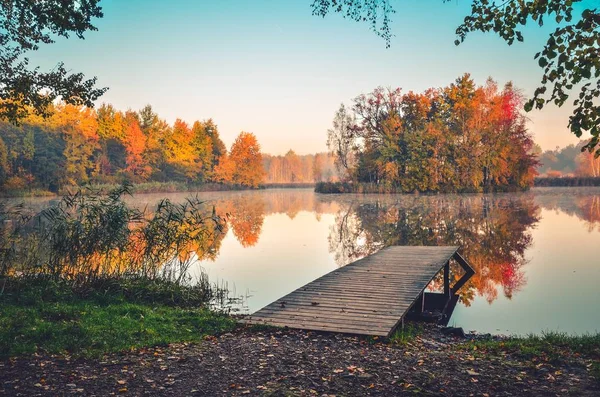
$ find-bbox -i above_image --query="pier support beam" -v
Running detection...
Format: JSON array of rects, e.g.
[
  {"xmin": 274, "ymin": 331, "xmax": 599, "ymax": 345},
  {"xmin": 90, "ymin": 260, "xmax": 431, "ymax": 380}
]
[{"xmin": 443, "ymin": 261, "xmax": 450, "ymax": 296}]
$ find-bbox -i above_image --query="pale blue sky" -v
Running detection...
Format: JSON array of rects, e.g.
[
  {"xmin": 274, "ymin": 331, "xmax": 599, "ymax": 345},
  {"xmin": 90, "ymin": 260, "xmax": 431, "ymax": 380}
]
[{"xmin": 29, "ymin": 0, "xmax": 590, "ymax": 154}]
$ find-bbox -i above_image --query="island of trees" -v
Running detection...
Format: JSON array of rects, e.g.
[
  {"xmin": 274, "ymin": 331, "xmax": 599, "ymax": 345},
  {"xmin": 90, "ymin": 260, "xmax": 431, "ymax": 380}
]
[{"xmin": 322, "ymin": 75, "xmax": 540, "ymax": 193}]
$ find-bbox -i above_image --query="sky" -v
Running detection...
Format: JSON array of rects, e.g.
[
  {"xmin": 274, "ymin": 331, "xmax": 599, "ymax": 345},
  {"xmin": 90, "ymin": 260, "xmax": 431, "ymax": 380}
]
[{"xmin": 29, "ymin": 0, "xmax": 593, "ymax": 155}]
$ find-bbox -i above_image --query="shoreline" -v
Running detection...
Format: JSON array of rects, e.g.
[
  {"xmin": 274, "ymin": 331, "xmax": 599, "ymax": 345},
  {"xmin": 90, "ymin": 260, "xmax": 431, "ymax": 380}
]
[
  {"xmin": 1, "ymin": 276, "xmax": 598, "ymax": 395},
  {"xmin": 3, "ymin": 181, "xmax": 600, "ymax": 199},
  {"xmin": 0, "ymin": 182, "xmax": 317, "ymax": 199},
  {"xmin": 1, "ymin": 322, "xmax": 598, "ymax": 396}
]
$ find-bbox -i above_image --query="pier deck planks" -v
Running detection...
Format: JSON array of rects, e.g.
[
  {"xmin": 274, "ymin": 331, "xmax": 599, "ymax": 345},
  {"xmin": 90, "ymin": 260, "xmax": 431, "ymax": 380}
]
[{"xmin": 241, "ymin": 246, "xmax": 461, "ymax": 336}]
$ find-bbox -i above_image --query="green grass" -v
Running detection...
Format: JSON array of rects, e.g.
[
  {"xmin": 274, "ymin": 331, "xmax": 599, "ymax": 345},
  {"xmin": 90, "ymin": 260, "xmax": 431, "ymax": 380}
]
[
  {"xmin": 591, "ymin": 362, "xmax": 600, "ymax": 381},
  {"xmin": 0, "ymin": 275, "xmax": 238, "ymax": 358},
  {"xmin": 1, "ymin": 275, "xmax": 220, "ymax": 308},
  {"xmin": 388, "ymin": 323, "xmax": 423, "ymax": 345},
  {"xmin": 464, "ymin": 332, "xmax": 600, "ymax": 361},
  {"xmin": 0, "ymin": 299, "xmax": 237, "ymax": 358}
]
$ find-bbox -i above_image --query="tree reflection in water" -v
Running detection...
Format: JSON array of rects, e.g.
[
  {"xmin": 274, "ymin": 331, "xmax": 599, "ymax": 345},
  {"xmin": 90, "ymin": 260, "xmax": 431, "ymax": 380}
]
[
  {"xmin": 203, "ymin": 188, "xmax": 600, "ymax": 307},
  {"xmin": 327, "ymin": 195, "xmax": 541, "ymax": 306}
]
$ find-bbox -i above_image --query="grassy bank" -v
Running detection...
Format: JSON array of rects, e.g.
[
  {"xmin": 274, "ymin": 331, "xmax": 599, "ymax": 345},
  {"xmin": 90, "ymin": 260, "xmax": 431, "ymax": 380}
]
[
  {"xmin": 0, "ymin": 185, "xmax": 241, "ymax": 358},
  {"xmin": 465, "ymin": 332, "xmax": 600, "ymax": 360},
  {"xmin": 0, "ymin": 181, "xmax": 256, "ymax": 198},
  {"xmin": 0, "ymin": 181, "xmax": 319, "ymax": 198},
  {"xmin": 314, "ymin": 181, "xmax": 530, "ymax": 194},
  {"xmin": 534, "ymin": 176, "xmax": 600, "ymax": 187},
  {"xmin": 0, "ymin": 277, "xmax": 237, "ymax": 358}
]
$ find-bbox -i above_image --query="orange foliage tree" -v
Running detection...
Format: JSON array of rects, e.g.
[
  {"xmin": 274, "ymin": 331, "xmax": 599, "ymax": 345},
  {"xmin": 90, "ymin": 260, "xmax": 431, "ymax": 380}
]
[
  {"xmin": 213, "ymin": 154, "xmax": 235, "ymax": 184},
  {"xmin": 228, "ymin": 132, "xmax": 264, "ymax": 188},
  {"xmin": 124, "ymin": 118, "xmax": 150, "ymax": 179}
]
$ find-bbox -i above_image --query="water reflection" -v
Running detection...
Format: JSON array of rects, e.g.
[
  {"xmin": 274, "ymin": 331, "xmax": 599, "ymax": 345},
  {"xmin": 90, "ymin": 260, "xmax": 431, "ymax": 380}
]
[
  {"xmin": 196, "ymin": 189, "xmax": 600, "ymax": 310},
  {"xmin": 6, "ymin": 187, "xmax": 600, "ymax": 334},
  {"xmin": 533, "ymin": 190, "xmax": 600, "ymax": 232},
  {"xmin": 327, "ymin": 195, "xmax": 540, "ymax": 306}
]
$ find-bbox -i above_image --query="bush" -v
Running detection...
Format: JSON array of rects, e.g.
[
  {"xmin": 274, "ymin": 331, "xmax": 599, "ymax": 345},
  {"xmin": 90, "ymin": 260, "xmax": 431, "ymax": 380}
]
[{"xmin": 315, "ymin": 181, "xmax": 355, "ymax": 193}]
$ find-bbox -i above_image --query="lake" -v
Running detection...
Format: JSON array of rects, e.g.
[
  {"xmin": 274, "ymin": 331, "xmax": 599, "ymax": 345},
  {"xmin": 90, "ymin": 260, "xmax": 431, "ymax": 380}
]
[{"xmin": 10, "ymin": 187, "xmax": 600, "ymax": 336}]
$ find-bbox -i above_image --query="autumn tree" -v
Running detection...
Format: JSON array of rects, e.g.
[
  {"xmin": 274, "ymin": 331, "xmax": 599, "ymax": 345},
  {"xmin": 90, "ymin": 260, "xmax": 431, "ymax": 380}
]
[
  {"xmin": 138, "ymin": 105, "xmax": 170, "ymax": 179},
  {"xmin": 229, "ymin": 132, "xmax": 264, "ymax": 188},
  {"xmin": 283, "ymin": 150, "xmax": 303, "ymax": 182},
  {"xmin": 96, "ymin": 104, "xmax": 126, "ymax": 177},
  {"xmin": 213, "ymin": 153, "xmax": 235, "ymax": 184},
  {"xmin": 202, "ymin": 119, "xmax": 226, "ymax": 170},
  {"xmin": 327, "ymin": 104, "xmax": 358, "ymax": 181},
  {"xmin": 164, "ymin": 119, "xmax": 198, "ymax": 181},
  {"xmin": 48, "ymin": 104, "xmax": 99, "ymax": 186},
  {"xmin": 123, "ymin": 116, "xmax": 150, "ymax": 179},
  {"xmin": 333, "ymin": 75, "xmax": 538, "ymax": 192},
  {"xmin": 191, "ymin": 121, "xmax": 213, "ymax": 182}
]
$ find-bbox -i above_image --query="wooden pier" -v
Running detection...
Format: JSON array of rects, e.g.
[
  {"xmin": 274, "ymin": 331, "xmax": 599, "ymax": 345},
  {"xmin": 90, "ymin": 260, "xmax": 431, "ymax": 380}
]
[{"xmin": 241, "ymin": 246, "xmax": 474, "ymax": 336}]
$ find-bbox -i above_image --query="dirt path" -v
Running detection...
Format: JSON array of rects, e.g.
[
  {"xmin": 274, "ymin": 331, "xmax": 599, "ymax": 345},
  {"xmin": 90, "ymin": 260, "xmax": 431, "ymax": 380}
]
[{"xmin": 1, "ymin": 325, "xmax": 598, "ymax": 396}]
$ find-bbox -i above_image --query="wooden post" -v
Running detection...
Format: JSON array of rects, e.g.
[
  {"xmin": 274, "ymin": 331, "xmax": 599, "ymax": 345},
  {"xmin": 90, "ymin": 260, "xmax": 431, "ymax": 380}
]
[
  {"xmin": 451, "ymin": 252, "xmax": 475, "ymax": 294},
  {"xmin": 415, "ymin": 293, "xmax": 424, "ymax": 313},
  {"xmin": 443, "ymin": 261, "xmax": 450, "ymax": 297}
]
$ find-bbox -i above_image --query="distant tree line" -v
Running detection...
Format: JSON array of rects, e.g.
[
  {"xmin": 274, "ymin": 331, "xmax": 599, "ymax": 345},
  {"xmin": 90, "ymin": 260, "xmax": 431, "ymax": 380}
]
[
  {"xmin": 325, "ymin": 74, "xmax": 538, "ymax": 193},
  {"xmin": 538, "ymin": 140, "xmax": 600, "ymax": 178},
  {"xmin": 263, "ymin": 151, "xmax": 339, "ymax": 184}
]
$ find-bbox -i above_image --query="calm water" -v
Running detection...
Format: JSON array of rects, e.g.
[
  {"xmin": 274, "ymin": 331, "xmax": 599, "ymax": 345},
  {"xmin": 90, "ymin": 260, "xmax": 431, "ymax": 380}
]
[{"xmin": 10, "ymin": 187, "xmax": 600, "ymax": 335}]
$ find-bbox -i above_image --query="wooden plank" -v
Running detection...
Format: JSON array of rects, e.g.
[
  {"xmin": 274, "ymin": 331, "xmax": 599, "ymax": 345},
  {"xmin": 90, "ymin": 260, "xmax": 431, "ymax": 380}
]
[
  {"xmin": 247, "ymin": 313, "xmax": 397, "ymax": 329},
  {"xmin": 263, "ymin": 297, "xmax": 410, "ymax": 311},
  {"xmin": 256, "ymin": 300, "xmax": 404, "ymax": 315},
  {"xmin": 240, "ymin": 246, "xmax": 462, "ymax": 337},
  {"xmin": 249, "ymin": 307, "xmax": 403, "ymax": 320},
  {"xmin": 242, "ymin": 314, "xmax": 393, "ymax": 331},
  {"xmin": 243, "ymin": 319, "xmax": 390, "ymax": 336}
]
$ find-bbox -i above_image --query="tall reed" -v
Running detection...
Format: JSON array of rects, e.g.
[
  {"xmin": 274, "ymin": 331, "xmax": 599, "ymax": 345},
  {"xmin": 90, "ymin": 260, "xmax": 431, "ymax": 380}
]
[{"xmin": 0, "ymin": 184, "xmax": 226, "ymax": 289}]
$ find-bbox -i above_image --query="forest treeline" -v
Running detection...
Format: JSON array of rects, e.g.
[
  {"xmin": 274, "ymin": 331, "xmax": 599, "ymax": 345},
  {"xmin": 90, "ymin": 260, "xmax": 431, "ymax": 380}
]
[
  {"xmin": 2, "ymin": 77, "xmax": 598, "ymax": 197},
  {"xmin": 538, "ymin": 140, "xmax": 600, "ymax": 178},
  {"xmin": 0, "ymin": 103, "xmax": 338, "ymax": 195},
  {"xmin": 325, "ymin": 74, "xmax": 539, "ymax": 193},
  {"xmin": 263, "ymin": 151, "xmax": 338, "ymax": 184}
]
